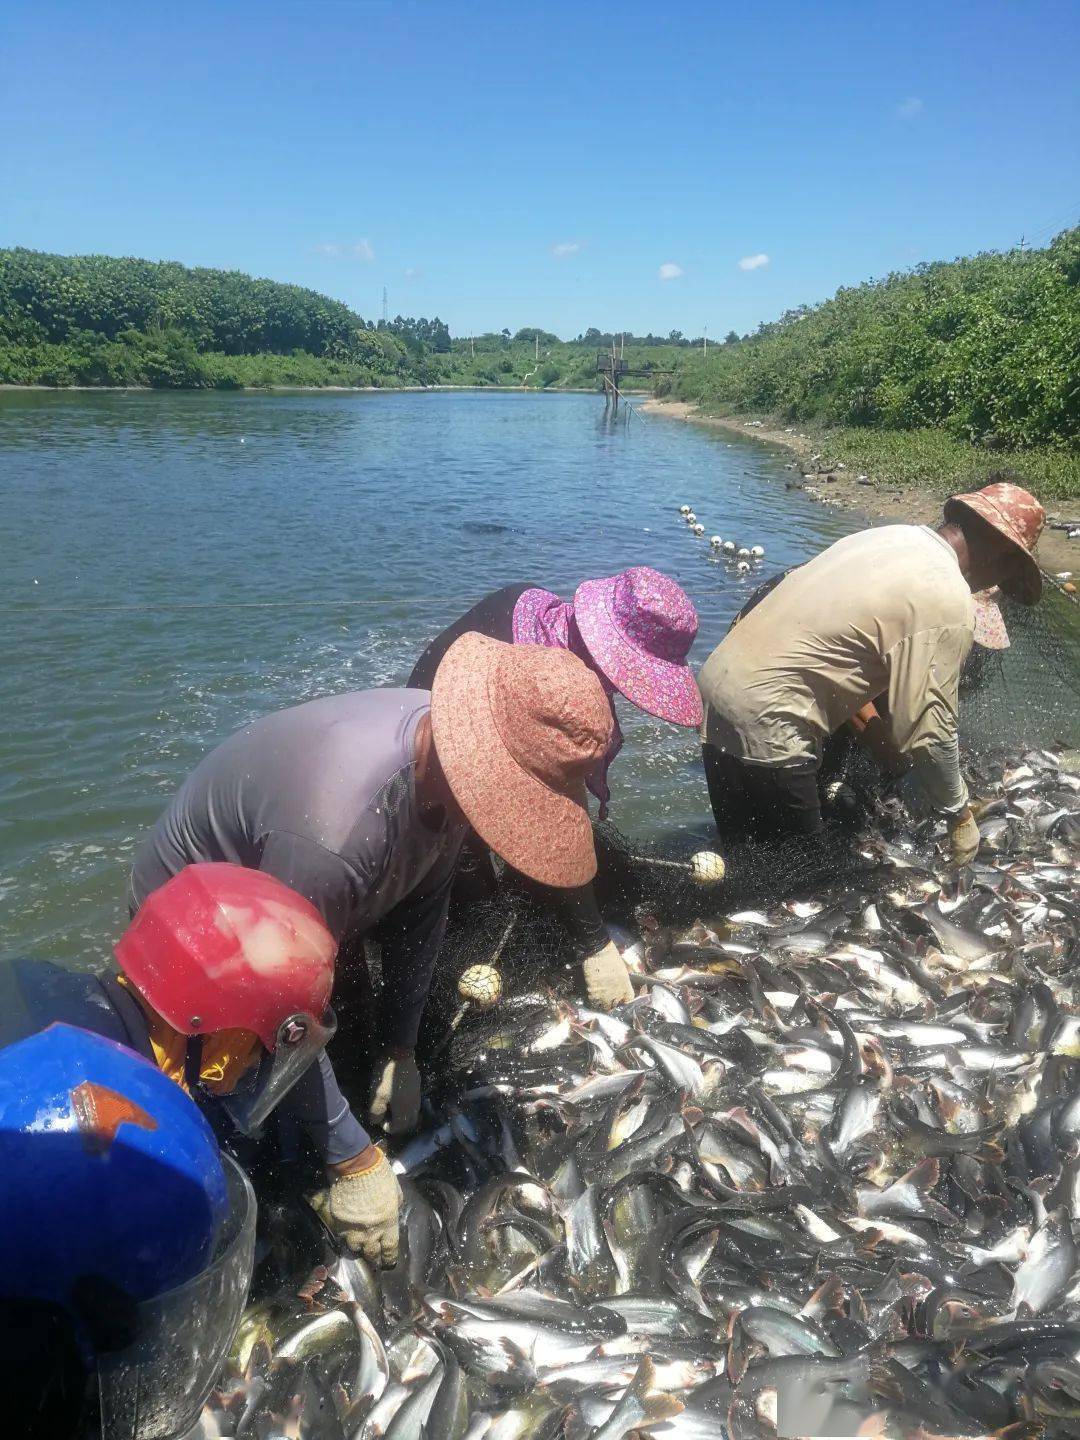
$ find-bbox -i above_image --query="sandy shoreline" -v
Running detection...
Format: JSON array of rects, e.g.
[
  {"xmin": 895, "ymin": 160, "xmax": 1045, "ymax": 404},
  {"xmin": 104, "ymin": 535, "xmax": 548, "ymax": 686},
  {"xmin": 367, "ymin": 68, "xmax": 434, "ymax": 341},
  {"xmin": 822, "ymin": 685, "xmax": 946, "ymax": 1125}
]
[{"xmin": 642, "ymin": 398, "xmax": 1077, "ymax": 584}]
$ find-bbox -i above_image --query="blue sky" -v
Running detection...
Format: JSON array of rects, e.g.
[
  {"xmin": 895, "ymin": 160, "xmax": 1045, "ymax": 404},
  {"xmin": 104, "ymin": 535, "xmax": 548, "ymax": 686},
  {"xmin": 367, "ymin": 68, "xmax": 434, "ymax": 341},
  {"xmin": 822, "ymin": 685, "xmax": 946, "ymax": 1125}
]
[{"xmin": 2, "ymin": 1, "xmax": 1077, "ymax": 339}]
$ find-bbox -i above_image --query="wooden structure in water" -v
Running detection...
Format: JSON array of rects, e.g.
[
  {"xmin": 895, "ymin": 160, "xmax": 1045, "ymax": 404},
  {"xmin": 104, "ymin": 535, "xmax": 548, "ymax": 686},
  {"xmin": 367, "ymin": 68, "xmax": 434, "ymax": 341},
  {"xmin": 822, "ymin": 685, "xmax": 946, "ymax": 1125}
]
[{"xmin": 596, "ymin": 347, "xmax": 671, "ymax": 410}]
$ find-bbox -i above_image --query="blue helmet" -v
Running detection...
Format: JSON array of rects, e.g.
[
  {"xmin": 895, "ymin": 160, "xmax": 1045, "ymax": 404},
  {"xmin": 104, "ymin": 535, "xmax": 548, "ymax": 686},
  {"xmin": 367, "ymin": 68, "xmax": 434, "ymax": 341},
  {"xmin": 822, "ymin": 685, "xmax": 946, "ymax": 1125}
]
[{"xmin": 0, "ymin": 1023, "xmax": 229, "ymax": 1314}]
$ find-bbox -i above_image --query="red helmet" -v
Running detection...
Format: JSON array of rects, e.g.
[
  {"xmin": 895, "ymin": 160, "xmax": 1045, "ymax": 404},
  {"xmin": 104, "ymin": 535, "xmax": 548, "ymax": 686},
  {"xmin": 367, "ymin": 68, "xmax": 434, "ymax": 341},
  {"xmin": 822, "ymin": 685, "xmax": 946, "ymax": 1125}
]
[{"xmin": 116, "ymin": 863, "xmax": 336, "ymax": 1050}]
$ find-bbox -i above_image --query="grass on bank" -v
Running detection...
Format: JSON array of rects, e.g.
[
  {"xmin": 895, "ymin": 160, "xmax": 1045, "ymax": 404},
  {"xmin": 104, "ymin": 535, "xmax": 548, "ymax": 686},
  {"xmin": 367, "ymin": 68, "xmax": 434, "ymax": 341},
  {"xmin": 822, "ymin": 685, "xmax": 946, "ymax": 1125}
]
[
  {"xmin": 724, "ymin": 413, "xmax": 1080, "ymax": 504},
  {"xmin": 658, "ymin": 228, "xmax": 1079, "ymax": 500},
  {"xmin": 819, "ymin": 425, "xmax": 1080, "ymax": 505}
]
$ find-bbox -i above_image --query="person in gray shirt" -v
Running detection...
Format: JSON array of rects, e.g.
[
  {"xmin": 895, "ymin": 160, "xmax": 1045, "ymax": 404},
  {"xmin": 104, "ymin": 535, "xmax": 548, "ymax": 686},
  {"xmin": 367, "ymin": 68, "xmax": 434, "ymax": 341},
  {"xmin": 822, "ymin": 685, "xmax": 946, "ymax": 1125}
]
[{"xmin": 131, "ymin": 635, "xmax": 615, "ymax": 1263}]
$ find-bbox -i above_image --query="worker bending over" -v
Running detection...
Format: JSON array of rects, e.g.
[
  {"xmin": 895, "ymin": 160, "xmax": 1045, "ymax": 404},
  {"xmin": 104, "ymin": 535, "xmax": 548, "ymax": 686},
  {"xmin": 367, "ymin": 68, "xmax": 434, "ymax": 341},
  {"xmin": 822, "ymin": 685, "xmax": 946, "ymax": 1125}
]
[
  {"xmin": 408, "ymin": 567, "xmax": 702, "ymax": 1008},
  {"xmin": 129, "ymin": 636, "xmax": 613, "ymax": 1257},
  {"xmin": 698, "ymin": 478, "xmax": 1044, "ymax": 863}
]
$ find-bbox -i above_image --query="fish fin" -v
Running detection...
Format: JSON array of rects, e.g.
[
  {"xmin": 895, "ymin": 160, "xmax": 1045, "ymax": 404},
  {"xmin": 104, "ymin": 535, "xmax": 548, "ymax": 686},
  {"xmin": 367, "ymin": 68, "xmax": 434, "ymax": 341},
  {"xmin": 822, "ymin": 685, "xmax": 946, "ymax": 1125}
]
[
  {"xmin": 618, "ymin": 1357, "xmax": 685, "ymax": 1428},
  {"xmin": 865, "ymin": 1360, "xmax": 905, "ymax": 1404},
  {"xmin": 801, "ymin": 1273, "xmax": 846, "ymax": 1320},
  {"xmin": 642, "ymin": 1394, "xmax": 685, "ymax": 1424},
  {"xmin": 899, "ymin": 1156, "xmax": 940, "ymax": 1191}
]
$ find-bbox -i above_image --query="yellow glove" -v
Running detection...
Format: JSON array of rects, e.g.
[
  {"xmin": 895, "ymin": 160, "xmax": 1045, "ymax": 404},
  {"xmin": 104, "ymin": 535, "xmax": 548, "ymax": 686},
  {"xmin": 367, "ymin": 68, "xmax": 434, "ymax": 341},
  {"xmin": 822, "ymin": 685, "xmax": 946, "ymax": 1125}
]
[
  {"xmin": 582, "ymin": 940, "xmax": 634, "ymax": 1010},
  {"xmin": 309, "ymin": 1146, "xmax": 401, "ymax": 1266},
  {"xmin": 367, "ymin": 1049, "xmax": 422, "ymax": 1135},
  {"xmin": 948, "ymin": 808, "xmax": 980, "ymax": 868}
]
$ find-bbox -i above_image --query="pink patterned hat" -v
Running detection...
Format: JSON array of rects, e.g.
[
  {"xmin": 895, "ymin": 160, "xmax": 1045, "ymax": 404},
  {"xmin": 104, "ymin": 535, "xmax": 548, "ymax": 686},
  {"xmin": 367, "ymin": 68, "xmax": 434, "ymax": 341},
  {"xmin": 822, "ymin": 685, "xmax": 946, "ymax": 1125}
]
[
  {"xmin": 972, "ymin": 589, "xmax": 1010, "ymax": 650},
  {"xmin": 573, "ymin": 567, "xmax": 703, "ymax": 727}
]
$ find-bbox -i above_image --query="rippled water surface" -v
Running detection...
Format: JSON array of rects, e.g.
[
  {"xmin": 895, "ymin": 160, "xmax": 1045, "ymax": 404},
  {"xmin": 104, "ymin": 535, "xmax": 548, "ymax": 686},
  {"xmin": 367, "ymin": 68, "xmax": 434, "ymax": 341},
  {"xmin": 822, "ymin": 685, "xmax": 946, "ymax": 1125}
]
[{"xmin": 0, "ymin": 389, "xmax": 861, "ymax": 966}]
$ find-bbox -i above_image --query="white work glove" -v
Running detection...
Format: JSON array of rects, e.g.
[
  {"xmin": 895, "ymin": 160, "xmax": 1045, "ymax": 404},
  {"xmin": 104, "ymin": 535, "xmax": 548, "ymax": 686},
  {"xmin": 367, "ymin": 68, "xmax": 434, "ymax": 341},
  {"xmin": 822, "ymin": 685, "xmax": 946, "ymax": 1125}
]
[
  {"xmin": 948, "ymin": 808, "xmax": 981, "ymax": 868},
  {"xmin": 309, "ymin": 1146, "xmax": 401, "ymax": 1266},
  {"xmin": 367, "ymin": 1049, "xmax": 422, "ymax": 1135},
  {"xmin": 582, "ymin": 940, "xmax": 634, "ymax": 1010}
]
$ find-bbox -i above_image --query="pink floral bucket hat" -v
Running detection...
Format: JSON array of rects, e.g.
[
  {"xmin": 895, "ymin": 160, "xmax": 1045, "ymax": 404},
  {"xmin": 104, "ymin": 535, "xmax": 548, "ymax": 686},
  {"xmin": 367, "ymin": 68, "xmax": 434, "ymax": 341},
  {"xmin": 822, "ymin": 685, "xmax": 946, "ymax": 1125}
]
[{"xmin": 572, "ymin": 566, "xmax": 703, "ymax": 727}]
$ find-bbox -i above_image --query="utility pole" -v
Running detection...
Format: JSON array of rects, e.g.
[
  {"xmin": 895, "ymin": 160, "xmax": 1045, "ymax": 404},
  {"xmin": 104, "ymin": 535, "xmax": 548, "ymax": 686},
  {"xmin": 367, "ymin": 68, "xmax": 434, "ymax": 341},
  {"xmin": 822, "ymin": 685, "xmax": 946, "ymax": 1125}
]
[
  {"xmin": 470, "ymin": 335, "xmax": 475, "ymax": 359},
  {"xmin": 703, "ymin": 325, "xmax": 708, "ymax": 358},
  {"xmin": 382, "ymin": 286, "xmax": 388, "ymax": 324},
  {"xmin": 620, "ymin": 333, "xmax": 624, "ymax": 360},
  {"xmin": 535, "ymin": 333, "xmax": 539, "ymax": 363}
]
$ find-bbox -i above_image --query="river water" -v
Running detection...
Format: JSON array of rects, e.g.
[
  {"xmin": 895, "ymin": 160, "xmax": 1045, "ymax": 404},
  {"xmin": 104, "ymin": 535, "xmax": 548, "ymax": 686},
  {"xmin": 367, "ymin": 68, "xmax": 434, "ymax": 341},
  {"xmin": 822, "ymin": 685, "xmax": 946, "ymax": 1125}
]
[{"xmin": 1, "ymin": 389, "xmax": 861, "ymax": 968}]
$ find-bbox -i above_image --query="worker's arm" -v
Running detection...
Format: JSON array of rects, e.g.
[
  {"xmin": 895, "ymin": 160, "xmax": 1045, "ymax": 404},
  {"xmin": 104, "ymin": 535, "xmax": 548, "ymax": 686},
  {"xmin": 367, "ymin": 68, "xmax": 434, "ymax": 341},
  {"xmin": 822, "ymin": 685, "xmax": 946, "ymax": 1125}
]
[
  {"xmin": 275, "ymin": 1048, "xmax": 371, "ymax": 1165},
  {"xmin": 376, "ymin": 861, "xmax": 457, "ymax": 1051},
  {"xmin": 530, "ymin": 879, "xmax": 632, "ymax": 1009},
  {"xmin": 846, "ymin": 701, "xmax": 907, "ymax": 777},
  {"xmin": 885, "ymin": 627, "xmax": 972, "ymax": 816},
  {"xmin": 366, "ymin": 862, "xmax": 460, "ymax": 1135}
]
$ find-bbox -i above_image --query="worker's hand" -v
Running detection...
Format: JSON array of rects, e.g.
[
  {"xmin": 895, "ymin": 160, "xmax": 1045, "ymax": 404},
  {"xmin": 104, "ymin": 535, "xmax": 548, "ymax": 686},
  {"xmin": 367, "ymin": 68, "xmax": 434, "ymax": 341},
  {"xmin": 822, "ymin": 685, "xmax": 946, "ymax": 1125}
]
[
  {"xmin": 582, "ymin": 940, "xmax": 635, "ymax": 1010},
  {"xmin": 947, "ymin": 808, "xmax": 981, "ymax": 868},
  {"xmin": 309, "ymin": 1146, "xmax": 401, "ymax": 1267},
  {"xmin": 367, "ymin": 1048, "xmax": 422, "ymax": 1135}
]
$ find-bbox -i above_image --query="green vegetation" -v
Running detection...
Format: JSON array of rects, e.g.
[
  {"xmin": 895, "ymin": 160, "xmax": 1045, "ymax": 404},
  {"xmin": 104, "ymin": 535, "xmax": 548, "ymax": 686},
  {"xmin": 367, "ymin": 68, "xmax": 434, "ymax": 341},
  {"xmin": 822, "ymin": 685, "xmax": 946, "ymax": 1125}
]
[
  {"xmin": 428, "ymin": 328, "xmax": 686, "ymax": 389},
  {"xmin": 786, "ymin": 424, "xmax": 1080, "ymax": 504},
  {"xmin": 660, "ymin": 229, "xmax": 1079, "ymax": 452},
  {"xmin": 0, "ymin": 249, "xmax": 425, "ymax": 388},
  {"xmin": 659, "ymin": 228, "xmax": 1079, "ymax": 499},
  {"xmin": 0, "ymin": 249, "xmax": 690, "ymax": 391}
]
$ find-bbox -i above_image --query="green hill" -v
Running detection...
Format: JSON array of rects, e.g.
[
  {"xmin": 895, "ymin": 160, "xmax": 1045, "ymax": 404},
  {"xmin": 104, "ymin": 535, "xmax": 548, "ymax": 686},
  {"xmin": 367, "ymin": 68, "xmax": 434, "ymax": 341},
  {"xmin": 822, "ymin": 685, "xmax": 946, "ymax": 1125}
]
[
  {"xmin": 0, "ymin": 248, "xmax": 421, "ymax": 388},
  {"xmin": 661, "ymin": 228, "xmax": 1079, "ymax": 452},
  {"xmin": 0, "ymin": 249, "xmax": 696, "ymax": 392}
]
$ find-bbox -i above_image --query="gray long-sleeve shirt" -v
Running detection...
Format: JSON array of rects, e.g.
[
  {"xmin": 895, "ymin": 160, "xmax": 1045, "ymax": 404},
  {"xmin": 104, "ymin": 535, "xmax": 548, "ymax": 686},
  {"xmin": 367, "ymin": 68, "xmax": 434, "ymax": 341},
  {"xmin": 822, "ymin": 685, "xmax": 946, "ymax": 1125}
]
[{"xmin": 130, "ymin": 688, "xmax": 468, "ymax": 1158}]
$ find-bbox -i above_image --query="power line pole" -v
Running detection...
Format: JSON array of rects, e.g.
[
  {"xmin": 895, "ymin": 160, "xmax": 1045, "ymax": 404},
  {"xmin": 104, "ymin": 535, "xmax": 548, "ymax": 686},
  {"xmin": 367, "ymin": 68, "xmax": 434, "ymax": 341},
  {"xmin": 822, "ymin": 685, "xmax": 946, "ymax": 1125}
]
[
  {"xmin": 470, "ymin": 335, "xmax": 475, "ymax": 359},
  {"xmin": 382, "ymin": 286, "xmax": 388, "ymax": 324},
  {"xmin": 703, "ymin": 325, "xmax": 708, "ymax": 358},
  {"xmin": 535, "ymin": 333, "xmax": 539, "ymax": 362}
]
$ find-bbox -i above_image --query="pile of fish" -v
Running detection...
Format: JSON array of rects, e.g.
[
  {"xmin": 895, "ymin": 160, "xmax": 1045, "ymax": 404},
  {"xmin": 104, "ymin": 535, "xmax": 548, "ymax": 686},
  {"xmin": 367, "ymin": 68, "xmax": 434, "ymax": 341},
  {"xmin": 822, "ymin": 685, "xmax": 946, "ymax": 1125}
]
[{"xmin": 193, "ymin": 750, "xmax": 1080, "ymax": 1440}]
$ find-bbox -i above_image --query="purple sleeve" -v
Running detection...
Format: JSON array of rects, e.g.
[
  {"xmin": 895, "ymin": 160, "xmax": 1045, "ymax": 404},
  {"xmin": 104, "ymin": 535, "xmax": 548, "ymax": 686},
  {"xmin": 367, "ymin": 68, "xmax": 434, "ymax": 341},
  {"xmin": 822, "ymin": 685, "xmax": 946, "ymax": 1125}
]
[{"xmin": 275, "ymin": 1049, "xmax": 370, "ymax": 1166}]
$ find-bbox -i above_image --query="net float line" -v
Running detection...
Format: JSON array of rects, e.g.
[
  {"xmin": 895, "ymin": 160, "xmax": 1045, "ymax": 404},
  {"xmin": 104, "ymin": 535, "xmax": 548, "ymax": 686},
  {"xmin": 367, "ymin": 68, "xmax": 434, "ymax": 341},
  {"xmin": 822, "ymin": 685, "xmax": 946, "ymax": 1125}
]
[
  {"xmin": 428, "ymin": 912, "xmax": 514, "ymax": 1060},
  {"xmin": 623, "ymin": 849, "xmax": 727, "ymax": 885}
]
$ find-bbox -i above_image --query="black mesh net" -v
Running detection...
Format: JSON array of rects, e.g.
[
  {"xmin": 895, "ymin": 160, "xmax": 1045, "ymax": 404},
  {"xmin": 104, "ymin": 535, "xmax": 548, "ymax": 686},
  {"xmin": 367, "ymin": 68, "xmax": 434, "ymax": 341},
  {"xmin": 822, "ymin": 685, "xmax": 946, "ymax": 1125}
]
[
  {"xmin": 958, "ymin": 584, "xmax": 1080, "ymax": 755},
  {"xmin": 415, "ymin": 577, "xmax": 1079, "ymax": 1080}
]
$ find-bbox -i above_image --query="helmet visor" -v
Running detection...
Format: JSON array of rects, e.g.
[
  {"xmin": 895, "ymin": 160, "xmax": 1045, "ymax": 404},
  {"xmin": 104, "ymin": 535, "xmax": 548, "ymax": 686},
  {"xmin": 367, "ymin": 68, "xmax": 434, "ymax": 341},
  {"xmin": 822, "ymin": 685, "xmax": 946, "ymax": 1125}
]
[
  {"xmin": 97, "ymin": 1153, "xmax": 256, "ymax": 1440},
  {"xmin": 217, "ymin": 1008, "xmax": 337, "ymax": 1136}
]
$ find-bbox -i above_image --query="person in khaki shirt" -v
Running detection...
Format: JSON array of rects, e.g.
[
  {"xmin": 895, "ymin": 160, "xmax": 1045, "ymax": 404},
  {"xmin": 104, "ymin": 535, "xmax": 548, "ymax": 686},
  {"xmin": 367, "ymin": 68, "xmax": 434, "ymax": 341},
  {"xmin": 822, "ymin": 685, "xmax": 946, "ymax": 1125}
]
[{"xmin": 698, "ymin": 478, "xmax": 1045, "ymax": 865}]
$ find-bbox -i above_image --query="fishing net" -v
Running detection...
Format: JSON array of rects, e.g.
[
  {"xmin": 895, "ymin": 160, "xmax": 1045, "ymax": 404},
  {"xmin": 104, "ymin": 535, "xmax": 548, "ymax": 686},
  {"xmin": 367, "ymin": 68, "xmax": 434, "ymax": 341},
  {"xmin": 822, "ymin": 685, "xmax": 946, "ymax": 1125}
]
[
  {"xmin": 419, "ymin": 573, "xmax": 1080, "ymax": 1074},
  {"xmin": 958, "ymin": 584, "xmax": 1080, "ymax": 755}
]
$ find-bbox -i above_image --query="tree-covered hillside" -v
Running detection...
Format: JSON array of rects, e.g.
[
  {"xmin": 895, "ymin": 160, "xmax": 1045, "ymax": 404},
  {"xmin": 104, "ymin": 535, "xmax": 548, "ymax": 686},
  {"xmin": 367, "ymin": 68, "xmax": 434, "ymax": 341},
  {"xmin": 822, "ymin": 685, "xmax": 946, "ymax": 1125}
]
[
  {"xmin": 0, "ymin": 249, "xmax": 422, "ymax": 387},
  {"xmin": 660, "ymin": 228, "xmax": 1079, "ymax": 450},
  {"xmin": 0, "ymin": 249, "xmax": 689, "ymax": 390}
]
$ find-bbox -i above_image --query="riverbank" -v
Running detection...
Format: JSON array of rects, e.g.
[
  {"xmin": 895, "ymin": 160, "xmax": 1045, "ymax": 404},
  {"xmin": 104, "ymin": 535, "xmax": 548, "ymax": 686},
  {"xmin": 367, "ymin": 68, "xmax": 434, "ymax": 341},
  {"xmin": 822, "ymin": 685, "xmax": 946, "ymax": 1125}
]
[
  {"xmin": 0, "ymin": 381, "xmax": 607, "ymax": 394},
  {"xmin": 643, "ymin": 398, "xmax": 1079, "ymax": 582}
]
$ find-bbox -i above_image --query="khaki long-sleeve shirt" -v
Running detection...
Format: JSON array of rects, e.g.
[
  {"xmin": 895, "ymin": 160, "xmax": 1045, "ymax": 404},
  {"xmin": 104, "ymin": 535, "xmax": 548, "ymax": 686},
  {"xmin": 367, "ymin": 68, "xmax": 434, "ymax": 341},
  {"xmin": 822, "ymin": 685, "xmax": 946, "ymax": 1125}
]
[{"xmin": 698, "ymin": 526, "xmax": 974, "ymax": 811}]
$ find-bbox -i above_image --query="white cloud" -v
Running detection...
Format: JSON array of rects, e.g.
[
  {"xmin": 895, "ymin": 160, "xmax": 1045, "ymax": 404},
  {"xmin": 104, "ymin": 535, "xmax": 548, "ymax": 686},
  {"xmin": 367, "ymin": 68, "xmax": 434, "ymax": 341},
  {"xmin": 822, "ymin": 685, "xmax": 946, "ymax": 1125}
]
[
  {"xmin": 551, "ymin": 241, "xmax": 582, "ymax": 258},
  {"xmin": 403, "ymin": 266, "xmax": 422, "ymax": 280},
  {"xmin": 897, "ymin": 96, "xmax": 924, "ymax": 119},
  {"xmin": 658, "ymin": 262, "xmax": 683, "ymax": 281},
  {"xmin": 312, "ymin": 239, "xmax": 375, "ymax": 261},
  {"xmin": 738, "ymin": 253, "xmax": 770, "ymax": 271}
]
